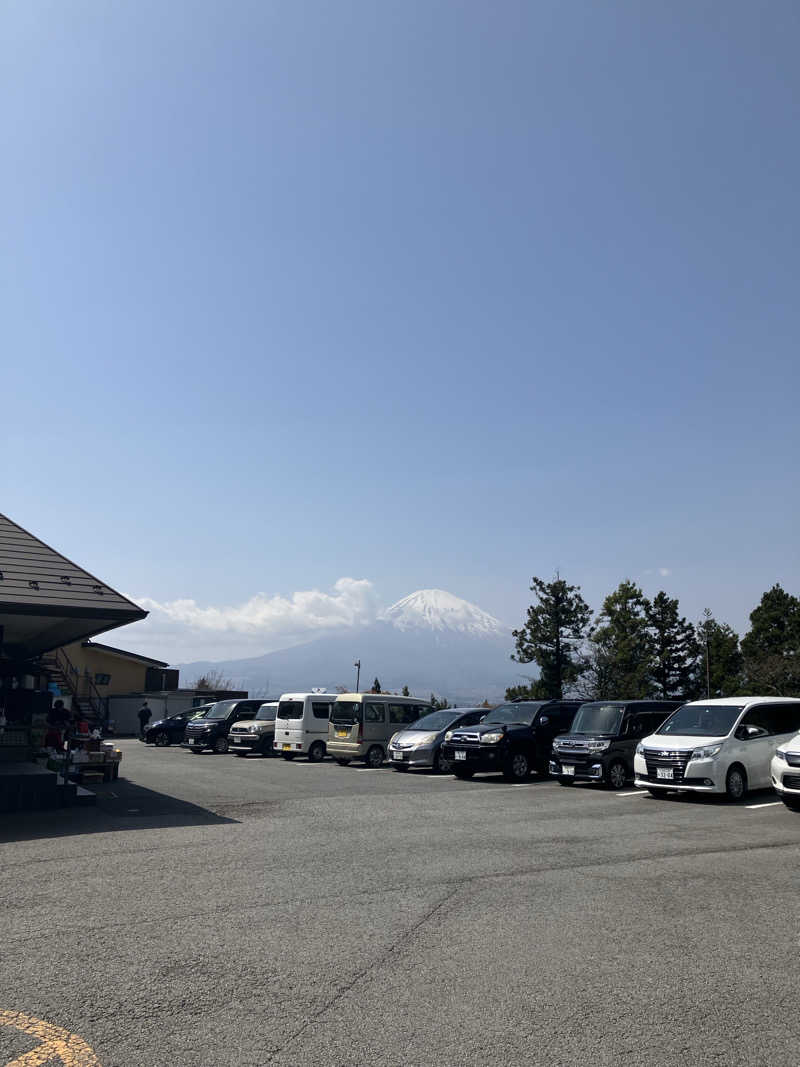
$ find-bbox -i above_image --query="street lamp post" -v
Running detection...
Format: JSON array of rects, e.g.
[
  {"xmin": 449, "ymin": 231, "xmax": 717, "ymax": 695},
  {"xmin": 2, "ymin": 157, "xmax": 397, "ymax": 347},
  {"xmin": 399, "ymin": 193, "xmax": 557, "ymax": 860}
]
[{"xmin": 354, "ymin": 660, "xmax": 361, "ymax": 692}]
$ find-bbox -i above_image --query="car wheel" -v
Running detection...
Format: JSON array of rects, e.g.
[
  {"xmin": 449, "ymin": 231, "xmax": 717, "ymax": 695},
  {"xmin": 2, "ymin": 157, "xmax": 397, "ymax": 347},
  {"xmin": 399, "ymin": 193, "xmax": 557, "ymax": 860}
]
[
  {"xmin": 725, "ymin": 765, "xmax": 747, "ymax": 801},
  {"xmin": 781, "ymin": 796, "xmax": 800, "ymax": 812},
  {"xmin": 308, "ymin": 741, "xmax": 326, "ymax": 763},
  {"xmin": 335, "ymin": 758, "xmax": 351, "ymax": 766},
  {"xmin": 365, "ymin": 745, "xmax": 384, "ymax": 769},
  {"xmin": 154, "ymin": 731, "xmax": 170, "ymax": 747},
  {"xmin": 606, "ymin": 760, "xmax": 627, "ymax": 790},
  {"xmin": 282, "ymin": 752, "xmax": 295, "ymax": 761},
  {"xmin": 452, "ymin": 767, "xmax": 475, "ymax": 779},
  {"xmin": 558, "ymin": 777, "xmax": 574, "ymax": 786},
  {"xmin": 433, "ymin": 748, "xmax": 451, "ymax": 775},
  {"xmin": 503, "ymin": 751, "xmax": 530, "ymax": 781},
  {"xmin": 213, "ymin": 737, "xmax": 229, "ymax": 755}
]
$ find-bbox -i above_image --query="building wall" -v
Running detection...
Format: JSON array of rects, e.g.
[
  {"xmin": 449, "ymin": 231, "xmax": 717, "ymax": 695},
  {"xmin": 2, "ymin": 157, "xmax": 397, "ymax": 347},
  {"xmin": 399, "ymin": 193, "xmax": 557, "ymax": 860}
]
[{"xmin": 61, "ymin": 642, "xmax": 155, "ymax": 698}]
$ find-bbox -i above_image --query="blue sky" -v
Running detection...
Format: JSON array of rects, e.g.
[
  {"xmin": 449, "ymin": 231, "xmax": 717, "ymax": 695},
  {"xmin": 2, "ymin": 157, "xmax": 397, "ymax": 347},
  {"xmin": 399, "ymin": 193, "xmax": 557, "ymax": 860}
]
[{"xmin": 4, "ymin": 0, "xmax": 799, "ymax": 662}]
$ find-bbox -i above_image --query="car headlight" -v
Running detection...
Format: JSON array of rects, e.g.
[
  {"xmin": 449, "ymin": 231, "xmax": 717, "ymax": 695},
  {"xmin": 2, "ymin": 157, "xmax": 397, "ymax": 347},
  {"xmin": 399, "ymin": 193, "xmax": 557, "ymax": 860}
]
[
  {"xmin": 586, "ymin": 740, "xmax": 611, "ymax": 753},
  {"xmin": 775, "ymin": 749, "xmax": 788, "ymax": 761},
  {"xmin": 444, "ymin": 731, "xmax": 454, "ymax": 742},
  {"xmin": 635, "ymin": 743, "xmax": 644, "ymax": 755},
  {"xmin": 690, "ymin": 744, "xmax": 723, "ymax": 761},
  {"xmin": 481, "ymin": 731, "xmax": 504, "ymax": 744}
]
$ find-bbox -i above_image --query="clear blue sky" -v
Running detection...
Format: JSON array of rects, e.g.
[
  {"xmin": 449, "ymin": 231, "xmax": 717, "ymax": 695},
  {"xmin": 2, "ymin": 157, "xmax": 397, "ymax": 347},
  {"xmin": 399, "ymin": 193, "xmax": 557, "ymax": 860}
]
[{"xmin": 4, "ymin": 0, "xmax": 799, "ymax": 660}]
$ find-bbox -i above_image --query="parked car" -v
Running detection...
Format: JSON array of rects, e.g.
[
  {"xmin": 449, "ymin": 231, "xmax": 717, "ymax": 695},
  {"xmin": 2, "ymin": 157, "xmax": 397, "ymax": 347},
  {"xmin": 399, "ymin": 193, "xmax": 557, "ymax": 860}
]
[
  {"xmin": 145, "ymin": 704, "xmax": 214, "ymax": 747},
  {"xmin": 182, "ymin": 699, "xmax": 266, "ymax": 754},
  {"xmin": 549, "ymin": 700, "xmax": 681, "ymax": 788},
  {"xmin": 440, "ymin": 699, "xmax": 583, "ymax": 781},
  {"xmin": 229, "ymin": 701, "xmax": 279, "ymax": 757},
  {"xmin": 327, "ymin": 693, "xmax": 433, "ymax": 768},
  {"xmin": 273, "ymin": 692, "xmax": 338, "ymax": 761},
  {"xmin": 388, "ymin": 707, "xmax": 487, "ymax": 773},
  {"xmin": 771, "ymin": 735, "xmax": 800, "ymax": 811},
  {"xmin": 633, "ymin": 697, "xmax": 800, "ymax": 800}
]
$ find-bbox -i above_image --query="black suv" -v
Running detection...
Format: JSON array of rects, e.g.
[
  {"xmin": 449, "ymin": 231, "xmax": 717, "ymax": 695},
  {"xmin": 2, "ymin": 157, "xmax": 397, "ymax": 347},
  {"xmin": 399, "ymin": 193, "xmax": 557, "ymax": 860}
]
[
  {"xmin": 182, "ymin": 699, "xmax": 265, "ymax": 754},
  {"xmin": 440, "ymin": 700, "xmax": 583, "ymax": 781},
  {"xmin": 549, "ymin": 700, "xmax": 681, "ymax": 788}
]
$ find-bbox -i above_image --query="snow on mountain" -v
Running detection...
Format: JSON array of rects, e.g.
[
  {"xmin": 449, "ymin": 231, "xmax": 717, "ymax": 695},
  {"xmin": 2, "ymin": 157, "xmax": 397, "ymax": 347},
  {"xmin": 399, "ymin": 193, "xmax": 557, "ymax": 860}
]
[{"xmin": 381, "ymin": 589, "xmax": 507, "ymax": 636}]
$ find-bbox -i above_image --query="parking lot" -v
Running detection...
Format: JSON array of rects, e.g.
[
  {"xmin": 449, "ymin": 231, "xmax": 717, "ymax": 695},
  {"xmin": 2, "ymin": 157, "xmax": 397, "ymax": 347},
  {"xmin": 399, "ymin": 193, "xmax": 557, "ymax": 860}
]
[{"xmin": 2, "ymin": 740, "xmax": 800, "ymax": 1066}]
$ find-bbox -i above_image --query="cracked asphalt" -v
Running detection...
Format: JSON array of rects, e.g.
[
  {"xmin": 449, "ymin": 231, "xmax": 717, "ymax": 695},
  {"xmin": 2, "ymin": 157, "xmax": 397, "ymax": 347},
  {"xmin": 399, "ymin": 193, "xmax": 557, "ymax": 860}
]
[{"xmin": 3, "ymin": 739, "xmax": 800, "ymax": 1066}]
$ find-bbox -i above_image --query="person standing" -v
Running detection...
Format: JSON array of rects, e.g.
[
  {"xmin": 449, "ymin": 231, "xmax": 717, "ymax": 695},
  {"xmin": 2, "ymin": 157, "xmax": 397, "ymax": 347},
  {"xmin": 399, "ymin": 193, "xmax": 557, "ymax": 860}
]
[{"xmin": 137, "ymin": 700, "xmax": 152, "ymax": 740}]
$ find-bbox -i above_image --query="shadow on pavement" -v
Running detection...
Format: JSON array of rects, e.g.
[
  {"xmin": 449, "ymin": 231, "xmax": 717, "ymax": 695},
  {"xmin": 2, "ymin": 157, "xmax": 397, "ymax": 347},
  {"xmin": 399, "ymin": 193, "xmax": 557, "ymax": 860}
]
[{"xmin": 0, "ymin": 776, "xmax": 238, "ymax": 843}]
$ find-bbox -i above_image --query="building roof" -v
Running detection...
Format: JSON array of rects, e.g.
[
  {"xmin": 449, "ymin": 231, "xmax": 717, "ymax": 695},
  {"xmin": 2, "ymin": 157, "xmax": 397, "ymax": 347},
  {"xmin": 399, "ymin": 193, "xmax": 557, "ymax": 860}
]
[
  {"xmin": 0, "ymin": 513, "xmax": 147, "ymax": 658},
  {"xmin": 81, "ymin": 640, "xmax": 169, "ymax": 668}
]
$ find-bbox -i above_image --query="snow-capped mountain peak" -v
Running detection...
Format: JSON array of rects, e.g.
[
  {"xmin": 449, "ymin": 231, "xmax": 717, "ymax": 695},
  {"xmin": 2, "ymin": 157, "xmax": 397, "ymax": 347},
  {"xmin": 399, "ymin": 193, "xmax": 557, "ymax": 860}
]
[{"xmin": 381, "ymin": 589, "xmax": 506, "ymax": 636}]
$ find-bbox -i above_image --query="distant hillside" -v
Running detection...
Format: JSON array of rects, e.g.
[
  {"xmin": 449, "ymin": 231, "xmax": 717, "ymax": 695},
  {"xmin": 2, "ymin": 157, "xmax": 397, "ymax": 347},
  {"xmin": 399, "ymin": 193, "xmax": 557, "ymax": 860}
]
[{"xmin": 180, "ymin": 589, "xmax": 519, "ymax": 703}]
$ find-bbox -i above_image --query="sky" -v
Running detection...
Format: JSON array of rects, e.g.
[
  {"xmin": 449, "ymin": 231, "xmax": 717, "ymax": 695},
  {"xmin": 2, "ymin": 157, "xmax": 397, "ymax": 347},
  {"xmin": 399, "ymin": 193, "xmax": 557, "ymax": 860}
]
[{"xmin": 3, "ymin": 0, "xmax": 799, "ymax": 664}]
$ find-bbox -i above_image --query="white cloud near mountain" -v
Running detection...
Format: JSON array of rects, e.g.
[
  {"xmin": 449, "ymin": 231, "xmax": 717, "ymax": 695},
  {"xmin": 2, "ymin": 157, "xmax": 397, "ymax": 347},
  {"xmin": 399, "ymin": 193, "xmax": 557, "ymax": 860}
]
[{"xmin": 117, "ymin": 578, "xmax": 381, "ymax": 663}]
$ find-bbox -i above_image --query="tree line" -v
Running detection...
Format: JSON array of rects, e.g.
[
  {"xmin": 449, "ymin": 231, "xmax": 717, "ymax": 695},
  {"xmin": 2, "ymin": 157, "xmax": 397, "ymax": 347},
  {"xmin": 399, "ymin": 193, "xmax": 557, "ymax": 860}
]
[{"xmin": 507, "ymin": 575, "xmax": 800, "ymax": 702}]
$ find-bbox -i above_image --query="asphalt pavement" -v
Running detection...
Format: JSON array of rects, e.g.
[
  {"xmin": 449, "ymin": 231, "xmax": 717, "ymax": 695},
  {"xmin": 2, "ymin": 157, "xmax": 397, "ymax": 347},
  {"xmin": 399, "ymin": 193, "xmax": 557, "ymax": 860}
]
[{"xmin": 2, "ymin": 740, "xmax": 800, "ymax": 1066}]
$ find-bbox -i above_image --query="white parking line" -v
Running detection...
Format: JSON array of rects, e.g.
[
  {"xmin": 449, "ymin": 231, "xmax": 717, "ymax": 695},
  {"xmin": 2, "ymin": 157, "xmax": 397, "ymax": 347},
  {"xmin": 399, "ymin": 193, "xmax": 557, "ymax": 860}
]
[
  {"xmin": 745, "ymin": 801, "xmax": 782, "ymax": 810},
  {"xmin": 615, "ymin": 791, "xmax": 643, "ymax": 797}
]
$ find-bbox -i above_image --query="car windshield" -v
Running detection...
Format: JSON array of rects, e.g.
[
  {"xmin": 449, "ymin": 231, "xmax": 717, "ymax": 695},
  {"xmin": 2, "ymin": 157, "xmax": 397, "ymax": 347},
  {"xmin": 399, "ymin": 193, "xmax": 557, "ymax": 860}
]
[
  {"xmin": 278, "ymin": 701, "xmax": 304, "ymax": 720},
  {"xmin": 406, "ymin": 710, "xmax": 463, "ymax": 732},
  {"xmin": 331, "ymin": 701, "xmax": 361, "ymax": 724},
  {"xmin": 255, "ymin": 705, "xmax": 277, "ymax": 721},
  {"xmin": 570, "ymin": 704, "xmax": 624, "ymax": 735},
  {"xmin": 203, "ymin": 702, "xmax": 235, "ymax": 720},
  {"xmin": 657, "ymin": 704, "xmax": 742, "ymax": 737},
  {"xmin": 482, "ymin": 703, "xmax": 544, "ymax": 726}
]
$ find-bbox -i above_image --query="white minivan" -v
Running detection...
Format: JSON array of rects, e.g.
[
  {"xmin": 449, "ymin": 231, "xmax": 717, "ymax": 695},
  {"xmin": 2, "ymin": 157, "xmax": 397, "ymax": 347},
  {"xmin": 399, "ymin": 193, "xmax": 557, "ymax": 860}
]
[
  {"xmin": 770, "ymin": 734, "xmax": 800, "ymax": 812},
  {"xmin": 273, "ymin": 692, "xmax": 338, "ymax": 762},
  {"xmin": 633, "ymin": 697, "xmax": 800, "ymax": 801}
]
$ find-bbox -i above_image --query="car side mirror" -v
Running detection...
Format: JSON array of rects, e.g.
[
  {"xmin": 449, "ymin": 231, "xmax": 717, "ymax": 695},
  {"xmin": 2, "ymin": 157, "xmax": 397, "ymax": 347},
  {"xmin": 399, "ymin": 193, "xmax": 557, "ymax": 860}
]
[{"xmin": 539, "ymin": 716, "xmax": 549, "ymax": 725}]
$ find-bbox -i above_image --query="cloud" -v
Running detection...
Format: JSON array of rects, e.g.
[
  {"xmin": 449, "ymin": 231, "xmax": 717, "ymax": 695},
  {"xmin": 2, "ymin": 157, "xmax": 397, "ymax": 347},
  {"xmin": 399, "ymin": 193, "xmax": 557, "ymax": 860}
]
[
  {"xmin": 115, "ymin": 578, "xmax": 380, "ymax": 664},
  {"xmin": 658, "ymin": 568, "xmax": 672, "ymax": 577}
]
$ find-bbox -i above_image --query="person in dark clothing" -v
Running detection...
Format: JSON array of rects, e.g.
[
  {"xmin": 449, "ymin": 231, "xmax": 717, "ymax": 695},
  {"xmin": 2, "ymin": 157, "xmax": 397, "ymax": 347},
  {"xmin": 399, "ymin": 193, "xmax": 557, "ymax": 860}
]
[{"xmin": 137, "ymin": 701, "xmax": 152, "ymax": 740}]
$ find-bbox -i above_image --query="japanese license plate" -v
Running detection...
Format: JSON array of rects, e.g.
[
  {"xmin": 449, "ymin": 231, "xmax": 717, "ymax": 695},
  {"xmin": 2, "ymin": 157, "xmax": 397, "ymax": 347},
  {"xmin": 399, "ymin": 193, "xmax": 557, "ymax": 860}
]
[
  {"xmin": 562, "ymin": 765, "xmax": 575, "ymax": 776},
  {"xmin": 282, "ymin": 744, "xmax": 292, "ymax": 751},
  {"xmin": 657, "ymin": 767, "xmax": 674, "ymax": 780},
  {"xmin": 336, "ymin": 730, "xmax": 348, "ymax": 738},
  {"xmin": 391, "ymin": 752, "xmax": 403, "ymax": 761},
  {"xmin": 455, "ymin": 750, "xmax": 466, "ymax": 761}
]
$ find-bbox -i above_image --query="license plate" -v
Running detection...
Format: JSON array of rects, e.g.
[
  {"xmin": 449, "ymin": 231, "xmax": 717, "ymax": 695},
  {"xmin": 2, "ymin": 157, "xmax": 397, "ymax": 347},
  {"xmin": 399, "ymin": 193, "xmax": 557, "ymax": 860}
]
[
  {"xmin": 657, "ymin": 767, "xmax": 674, "ymax": 780},
  {"xmin": 391, "ymin": 752, "xmax": 403, "ymax": 761},
  {"xmin": 282, "ymin": 744, "xmax": 292, "ymax": 751},
  {"xmin": 336, "ymin": 730, "xmax": 348, "ymax": 738},
  {"xmin": 455, "ymin": 750, "xmax": 466, "ymax": 761},
  {"xmin": 562, "ymin": 765, "xmax": 575, "ymax": 776},
  {"xmin": 188, "ymin": 739, "xmax": 195, "ymax": 745}
]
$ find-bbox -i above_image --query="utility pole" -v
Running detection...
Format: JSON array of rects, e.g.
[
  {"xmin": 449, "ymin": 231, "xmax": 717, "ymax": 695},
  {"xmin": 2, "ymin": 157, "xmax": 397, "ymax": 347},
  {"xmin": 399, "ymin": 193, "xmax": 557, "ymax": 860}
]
[{"xmin": 354, "ymin": 660, "xmax": 361, "ymax": 692}]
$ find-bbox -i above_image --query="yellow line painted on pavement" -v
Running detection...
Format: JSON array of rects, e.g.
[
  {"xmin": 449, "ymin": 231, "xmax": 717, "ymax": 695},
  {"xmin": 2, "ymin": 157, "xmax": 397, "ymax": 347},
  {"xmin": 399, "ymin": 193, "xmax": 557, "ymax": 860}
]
[{"xmin": 0, "ymin": 1010, "xmax": 100, "ymax": 1066}]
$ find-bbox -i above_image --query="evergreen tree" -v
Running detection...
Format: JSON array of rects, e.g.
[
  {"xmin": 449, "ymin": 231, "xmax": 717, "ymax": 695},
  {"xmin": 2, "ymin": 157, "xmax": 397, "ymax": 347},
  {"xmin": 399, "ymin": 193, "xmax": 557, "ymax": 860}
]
[
  {"xmin": 371, "ymin": 677, "xmax": 382, "ymax": 694},
  {"xmin": 646, "ymin": 591, "xmax": 700, "ymax": 698},
  {"xmin": 696, "ymin": 610, "xmax": 744, "ymax": 697},
  {"xmin": 585, "ymin": 580, "xmax": 653, "ymax": 699},
  {"xmin": 511, "ymin": 574, "xmax": 592, "ymax": 698},
  {"xmin": 402, "ymin": 684, "xmax": 410, "ymax": 697},
  {"xmin": 741, "ymin": 584, "xmax": 800, "ymax": 695},
  {"xmin": 504, "ymin": 680, "xmax": 550, "ymax": 701}
]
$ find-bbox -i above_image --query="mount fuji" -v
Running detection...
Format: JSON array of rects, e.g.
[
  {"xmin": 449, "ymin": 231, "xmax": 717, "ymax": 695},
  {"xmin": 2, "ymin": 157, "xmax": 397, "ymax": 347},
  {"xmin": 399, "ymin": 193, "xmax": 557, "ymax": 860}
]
[{"xmin": 179, "ymin": 589, "xmax": 518, "ymax": 703}]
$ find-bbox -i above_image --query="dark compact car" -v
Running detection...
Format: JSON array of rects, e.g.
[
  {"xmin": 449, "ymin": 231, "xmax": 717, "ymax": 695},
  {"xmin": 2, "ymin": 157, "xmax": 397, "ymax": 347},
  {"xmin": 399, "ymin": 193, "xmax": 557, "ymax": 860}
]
[
  {"xmin": 145, "ymin": 704, "xmax": 214, "ymax": 747},
  {"xmin": 440, "ymin": 700, "xmax": 583, "ymax": 781},
  {"xmin": 549, "ymin": 700, "xmax": 681, "ymax": 789},
  {"xmin": 182, "ymin": 699, "xmax": 266, "ymax": 754}
]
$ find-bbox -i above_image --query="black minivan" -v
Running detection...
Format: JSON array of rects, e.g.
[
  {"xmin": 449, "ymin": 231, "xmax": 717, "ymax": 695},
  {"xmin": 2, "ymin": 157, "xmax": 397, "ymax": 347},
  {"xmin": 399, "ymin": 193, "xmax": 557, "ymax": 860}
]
[
  {"xmin": 549, "ymin": 700, "xmax": 681, "ymax": 788},
  {"xmin": 182, "ymin": 699, "xmax": 265, "ymax": 754}
]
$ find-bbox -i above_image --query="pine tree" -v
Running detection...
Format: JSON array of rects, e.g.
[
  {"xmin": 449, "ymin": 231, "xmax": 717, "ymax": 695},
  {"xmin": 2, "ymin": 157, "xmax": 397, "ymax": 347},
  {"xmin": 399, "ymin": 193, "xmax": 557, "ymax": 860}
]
[
  {"xmin": 512, "ymin": 574, "xmax": 592, "ymax": 698},
  {"xmin": 741, "ymin": 584, "xmax": 800, "ymax": 695},
  {"xmin": 371, "ymin": 677, "xmax": 382, "ymax": 694},
  {"xmin": 585, "ymin": 580, "xmax": 653, "ymax": 699},
  {"xmin": 646, "ymin": 591, "xmax": 700, "ymax": 698},
  {"xmin": 696, "ymin": 610, "xmax": 744, "ymax": 697},
  {"xmin": 402, "ymin": 684, "xmax": 410, "ymax": 697}
]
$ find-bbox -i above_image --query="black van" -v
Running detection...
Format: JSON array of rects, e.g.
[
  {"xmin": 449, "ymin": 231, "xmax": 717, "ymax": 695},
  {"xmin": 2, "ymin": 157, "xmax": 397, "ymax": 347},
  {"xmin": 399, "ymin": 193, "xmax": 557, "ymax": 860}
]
[
  {"xmin": 182, "ymin": 699, "xmax": 265, "ymax": 754},
  {"xmin": 440, "ymin": 699, "xmax": 583, "ymax": 781},
  {"xmin": 549, "ymin": 700, "xmax": 681, "ymax": 788}
]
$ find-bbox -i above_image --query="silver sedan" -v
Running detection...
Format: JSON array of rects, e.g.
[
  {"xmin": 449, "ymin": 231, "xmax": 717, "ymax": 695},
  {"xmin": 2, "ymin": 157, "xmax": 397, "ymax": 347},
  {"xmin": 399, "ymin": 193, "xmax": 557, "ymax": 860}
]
[{"xmin": 388, "ymin": 707, "xmax": 486, "ymax": 773}]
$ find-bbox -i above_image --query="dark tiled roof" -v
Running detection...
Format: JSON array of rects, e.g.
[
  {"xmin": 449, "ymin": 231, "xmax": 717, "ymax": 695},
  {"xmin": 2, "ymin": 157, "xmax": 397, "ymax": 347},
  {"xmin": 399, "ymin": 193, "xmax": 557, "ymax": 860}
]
[{"xmin": 0, "ymin": 513, "xmax": 145, "ymax": 621}]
